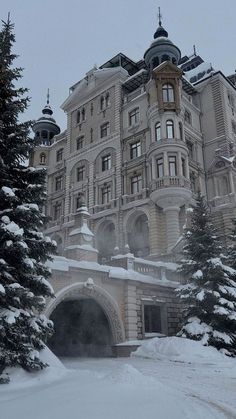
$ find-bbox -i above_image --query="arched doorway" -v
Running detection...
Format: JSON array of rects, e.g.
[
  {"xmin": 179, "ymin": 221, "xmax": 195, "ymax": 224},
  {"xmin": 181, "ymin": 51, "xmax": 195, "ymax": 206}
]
[
  {"xmin": 45, "ymin": 282, "xmax": 125, "ymax": 357},
  {"xmin": 97, "ymin": 221, "xmax": 116, "ymax": 263},
  {"xmin": 128, "ymin": 213, "xmax": 150, "ymax": 257},
  {"xmin": 48, "ymin": 298, "xmax": 112, "ymax": 357}
]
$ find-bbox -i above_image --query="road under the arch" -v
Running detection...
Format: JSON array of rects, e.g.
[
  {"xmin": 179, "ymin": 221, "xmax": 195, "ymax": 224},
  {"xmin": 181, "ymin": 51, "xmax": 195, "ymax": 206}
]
[{"xmin": 48, "ymin": 298, "xmax": 113, "ymax": 357}]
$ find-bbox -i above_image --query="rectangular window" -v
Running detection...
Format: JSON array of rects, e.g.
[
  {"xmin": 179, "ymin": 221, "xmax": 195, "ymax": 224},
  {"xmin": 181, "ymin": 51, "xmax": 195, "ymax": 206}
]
[
  {"xmin": 184, "ymin": 109, "xmax": 192, "ymax": 125},
  {"xmin": 181, "ymin": 157, "xmax": 186, "ymax": 177},
  {"xmin": 102, "ymin": 154, "xmax": 111, "ymax": 171},
  {"xmin": 101, "ymin": 185, "xmax": 111, "ymax": 204},
  {"xmin": 54, "ymin": 203, "xmax": 62, "ymax": 220},
  {"xmin": 56, "ymin": 148, "xmax": 63, "ymax": 162},
  {"xmin": 129, "ymin": 108, "xmax": 139, "ymax": 126},
  {"xmin": 130, "ymin": 141, "xmax": 141, "ymax": 159},
  {"xmin": 131, "ymin": 174, "xmax": 142, "ymax": 194},
  {"xmin": 186, "ymin": 140, "xmax": 194, "ymax": 159},
  {"xmin": 100, "ymin": 122, "xmax": 110, "ymax": 138},
  {"xmin": 190, "ymin": 172, "xmax": 196, "ymax": 193},
  {"xmin": 144, "ymin": 305, "xmax": 162, "ymax": 333},
  {"xmin": 157, "ymin": 157, "xmax": 164, "ymax": 178},
  {"xmin": 55, "ymin": 176, "xmax": 63, "ymax": 191},
  {"xmin": 168, "ymin": 156, "xmax": 177, "ymax": 176},
  {"xmin": 76, "ymin": 136, "xmax": 84, "ymax": 150},
  {"xmin": 77, "ymin": 166, "xmax": 85, "ymax": 182}
]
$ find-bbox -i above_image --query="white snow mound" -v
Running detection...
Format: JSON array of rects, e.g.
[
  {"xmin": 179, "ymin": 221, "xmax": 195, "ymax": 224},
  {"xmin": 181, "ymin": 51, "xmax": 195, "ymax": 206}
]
[
  {"xmin": 132, "ymin": 337, "xmax": 229, "ymax": 364},
  {"xmin": 5, "ymin": 346, "xmax": 66, "ymax": 389},
  {"xmin": 105, "ymin": 363, "xmax": 159, "ymax": 387}
]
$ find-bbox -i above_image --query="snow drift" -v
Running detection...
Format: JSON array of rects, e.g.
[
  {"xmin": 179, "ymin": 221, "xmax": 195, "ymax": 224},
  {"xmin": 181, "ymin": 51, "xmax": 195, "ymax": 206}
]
[{"xmin": 132, "ymin": 336, "xmax": 231, "ymax": 364}]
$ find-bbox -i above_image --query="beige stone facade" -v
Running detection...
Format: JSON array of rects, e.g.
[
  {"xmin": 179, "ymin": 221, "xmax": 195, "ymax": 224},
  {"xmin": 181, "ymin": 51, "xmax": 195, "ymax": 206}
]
[{"xmin": 31, "ymin": 20, "xmax": 236, "ymax": 354}]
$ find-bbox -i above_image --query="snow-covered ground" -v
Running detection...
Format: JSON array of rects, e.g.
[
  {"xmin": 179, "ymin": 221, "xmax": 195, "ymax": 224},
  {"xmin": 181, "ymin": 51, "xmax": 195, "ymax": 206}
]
[{"xmin": 0, "ymin": 338, "xmax": 236, "ymax": 419}]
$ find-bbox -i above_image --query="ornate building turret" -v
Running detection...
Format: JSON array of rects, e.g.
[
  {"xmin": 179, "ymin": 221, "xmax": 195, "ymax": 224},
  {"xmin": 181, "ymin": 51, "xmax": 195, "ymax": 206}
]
[
  {"xmin": 145, "ymin": 11, "xmax": 191, "ymax": 252},
  {"xmin": 144, "ymin": 9, "xmax": 181, "ymax": 72},
  {"xmin": 32, "ymin": 90, "xmax": 60, "ymax": 146}
]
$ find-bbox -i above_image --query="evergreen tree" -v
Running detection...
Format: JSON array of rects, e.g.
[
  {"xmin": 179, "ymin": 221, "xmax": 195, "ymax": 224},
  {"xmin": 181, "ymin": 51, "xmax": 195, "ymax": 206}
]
[
  {"xmin": 226, "ymin": 218, "xmax": 236, "ymax": 270},
  {"xmin": 177, "ymin": 192, "xmax": 236, "ymax": 356},
  {"xmin": 0, "ymin": 17, "xmax": 56, "ymax": 383}
]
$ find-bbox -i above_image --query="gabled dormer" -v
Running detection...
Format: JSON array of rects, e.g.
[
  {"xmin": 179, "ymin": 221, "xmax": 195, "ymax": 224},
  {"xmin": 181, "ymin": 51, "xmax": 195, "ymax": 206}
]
[{"xmin": 152, "ymin": 61, "xmax": 182, "ymax": 113}]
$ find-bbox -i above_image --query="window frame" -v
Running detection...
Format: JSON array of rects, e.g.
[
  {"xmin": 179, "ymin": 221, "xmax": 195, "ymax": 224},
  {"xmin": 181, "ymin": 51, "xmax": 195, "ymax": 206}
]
[
  {"xmin": 40, "ymin": 153, "xmax": 46, "ymax": 165},
  {"xmin": 54, "ymin": 202, "xmax": 62, "ymax": 220},
  {"xmin": 101, "ymin": 184, "xmax": 111, "ymax": 204},
  {"xmin": 102, "ymin": 154, "xmax": 111, "ymax": 171},
  {"xmin": 77, "ymin": 166, "xmax": 85, "ymax": 182},
  {"xmin": 184, "ymin": 109, "xmax": 192, "ymax": 125},
  {"xmin": 166, "ymin": 120, "xmax": 174, "ymax": 139},
  {"xmin": 130, "ymin": 174, "xmax": 142, "ymax": 194},
  {"xmin": 156, "ymin": 157, "xmax": 164, "ymax": 178},
  {"xmin": 129, "ymin": 107, "xmax": 140, "ymax": 126},
  {"xmin": 155, "ymin": 122, "xmax": 161, "ymax": 141},
  {"xmin": 56, "ymin": 148, "xmax": 63, "ymax": 162},
  {"xmin": 55, "ymin": 175, "xmax": 63, "ymax": 191},
  {"xmin": 130, "ymin": 140, "xmax": 141, "ymax": 159},
  {"xmin": 100, "ymin": 122, "xmax": 110, "ymax": 138},
  {"xmin": 76, "ymin": 136, "xmax": 84, "ymax": 150},
  {"xmin": 162, "ymin": 83, "xmax": 174, "ymax": 102},
  {"xmin": 168, "ymin": 155, "xmax": 177, "ymax": 176}
]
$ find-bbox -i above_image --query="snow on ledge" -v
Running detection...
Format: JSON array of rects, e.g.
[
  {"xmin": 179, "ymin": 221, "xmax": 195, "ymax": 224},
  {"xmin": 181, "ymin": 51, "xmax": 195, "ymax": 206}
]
[{"xmin": 47, "ymin": 256, "xmax": 179, "ymax": 287}]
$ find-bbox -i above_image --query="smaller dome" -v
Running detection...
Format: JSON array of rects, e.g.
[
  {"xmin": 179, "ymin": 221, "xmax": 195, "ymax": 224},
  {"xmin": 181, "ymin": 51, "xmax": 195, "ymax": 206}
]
[
  {"xmin": 154, "ymin": 24, "xmax": 168, "ymax": 39},
  {"xmin": 42, "ymin": 105, "xmax": 53, "ymax": 116},
  {"xmin": 144, "ymin": 22, "xmax": 181, "ymax": 70}
]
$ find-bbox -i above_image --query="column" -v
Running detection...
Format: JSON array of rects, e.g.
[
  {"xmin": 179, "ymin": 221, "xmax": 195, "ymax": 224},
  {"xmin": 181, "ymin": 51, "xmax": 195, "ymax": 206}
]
[
  {"xmin": 163, "ymin": 151, "xmax": 168, "ymax": 176},
  {"xmin": 177, "ymin": 151, "xmax": 182, "ymax": 176},
  {"xmin": 163, "ymin": 206, "xmax": 180, "ymax": 252}
]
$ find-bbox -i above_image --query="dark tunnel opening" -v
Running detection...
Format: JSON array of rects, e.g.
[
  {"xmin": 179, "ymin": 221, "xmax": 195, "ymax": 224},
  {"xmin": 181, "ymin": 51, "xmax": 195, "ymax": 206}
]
[{"xmin": 48, "ymin": 298, "xmax": 113, "ymax": 357}]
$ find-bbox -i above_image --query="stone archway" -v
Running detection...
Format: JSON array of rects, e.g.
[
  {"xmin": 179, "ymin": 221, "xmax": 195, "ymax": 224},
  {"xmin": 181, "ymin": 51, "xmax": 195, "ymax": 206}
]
[{"xmin": 45, "ymin": 282, "xmax": 125, "ymax": 356}]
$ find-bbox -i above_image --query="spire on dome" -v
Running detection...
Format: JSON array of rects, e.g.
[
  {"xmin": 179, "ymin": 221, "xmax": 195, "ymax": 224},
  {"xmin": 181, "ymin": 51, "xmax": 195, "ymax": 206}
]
[
  {"xmin": 154, "ymin": 6, "xmax": 168, "ymax": 39},
  {"xmin": 42, "ymin": 88, "xmax": 53, "ymax": 116},
  {"xmin": 158, "ymin": 6, "xmax": 162, "ymax": 26},
  {"xmin": 47, "ymin": 88, "xmax": 50, "ymax": 105}
]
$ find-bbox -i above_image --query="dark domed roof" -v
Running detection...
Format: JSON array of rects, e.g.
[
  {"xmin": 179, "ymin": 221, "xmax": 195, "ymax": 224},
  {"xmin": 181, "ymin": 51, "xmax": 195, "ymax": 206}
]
[{"xmin": 154, "ymin": 24, "xmax": 168, "ymax": 39}]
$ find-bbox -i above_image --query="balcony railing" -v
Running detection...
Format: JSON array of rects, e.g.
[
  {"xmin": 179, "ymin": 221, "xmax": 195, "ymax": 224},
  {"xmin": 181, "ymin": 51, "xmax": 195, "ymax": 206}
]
[{"xmin": 151, "ymin": 176, "xmax": 191, "ymax": 191}]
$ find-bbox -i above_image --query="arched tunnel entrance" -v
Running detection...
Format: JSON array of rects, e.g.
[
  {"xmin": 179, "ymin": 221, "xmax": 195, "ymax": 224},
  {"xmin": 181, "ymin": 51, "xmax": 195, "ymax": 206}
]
[{"xmin": 48, "ymin": 298, "xmax": 113, "ymax": 357}]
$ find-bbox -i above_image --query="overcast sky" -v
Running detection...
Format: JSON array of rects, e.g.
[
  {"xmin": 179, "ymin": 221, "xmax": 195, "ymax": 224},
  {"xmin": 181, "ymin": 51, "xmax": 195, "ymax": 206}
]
[{"xmin": 2, "ymin": 0, "xmax": 236, "ymax": 131}]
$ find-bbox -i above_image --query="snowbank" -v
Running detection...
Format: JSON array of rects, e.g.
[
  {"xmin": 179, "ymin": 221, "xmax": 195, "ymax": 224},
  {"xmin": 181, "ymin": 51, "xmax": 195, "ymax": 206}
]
[
  {"xmin": 132, "ymin": 336, "xmax": 231, "ymax": 364},
  {"xmin": 3, "ymin": 347, "xmax": 66, "ymax": 390}
]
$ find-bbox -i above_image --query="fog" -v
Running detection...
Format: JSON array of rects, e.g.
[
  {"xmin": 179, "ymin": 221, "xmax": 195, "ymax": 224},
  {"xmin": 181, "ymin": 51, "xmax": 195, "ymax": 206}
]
[{"xmin": 49, "ymin": 298, "xmax": 112, "ymax": 358}]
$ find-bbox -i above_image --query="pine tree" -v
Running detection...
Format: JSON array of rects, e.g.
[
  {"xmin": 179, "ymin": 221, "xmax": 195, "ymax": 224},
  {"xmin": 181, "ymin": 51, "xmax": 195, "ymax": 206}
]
[
  {"xmin": 0, "ymin": 17, "xmax": 56, "ymax": 383},
  {"xmin": 226, "ymin": 218, "xmax": 236, "ymax": 270},
  {"xmin": 177, "ymin": 192, "xmax": 236, "ymax": 356}
]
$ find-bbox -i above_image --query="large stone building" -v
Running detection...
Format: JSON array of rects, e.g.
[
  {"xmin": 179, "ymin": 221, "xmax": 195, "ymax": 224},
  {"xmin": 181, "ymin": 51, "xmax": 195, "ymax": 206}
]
[{"xmin": 31, "ymin": 15, "xmax": 236, "ymax": 356}]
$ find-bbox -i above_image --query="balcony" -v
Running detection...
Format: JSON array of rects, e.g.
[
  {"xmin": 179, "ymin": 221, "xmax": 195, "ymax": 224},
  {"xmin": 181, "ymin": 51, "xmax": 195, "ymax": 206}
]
[
  {"xmin": 151, "ymin": 176, "xmax": 191, "ymax": 191},
  {"xmin": 210, "ymin": 193, "xmax": 236, "ymax": 208},
  {"xmin": 150, "ymin": 175, "xmax": 192, "ymax": 208}
]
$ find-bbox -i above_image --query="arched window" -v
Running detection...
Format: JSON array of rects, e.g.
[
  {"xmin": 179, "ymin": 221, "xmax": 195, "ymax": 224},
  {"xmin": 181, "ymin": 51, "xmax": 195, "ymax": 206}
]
[
  {"xmin": 77, "ymin": 110, "xmax": 81, "ymax": 124},
  {"xmin": 155, "ymin": 122, "xmax": 161, "ymax": 141},
  {"xmin": 179, "ymin": 122, "xmax": 183, "ymax": 140},
  {"xmin": 40, "ymin": 153, "xmax": 46, "ymax": 165},
  {"xmin": 166, "ymin": 120, "xmax": 174, "ymax": 139},
  {"xmin": 162, "ymin": 83, "xmax": 174, "ymax": 102}
]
